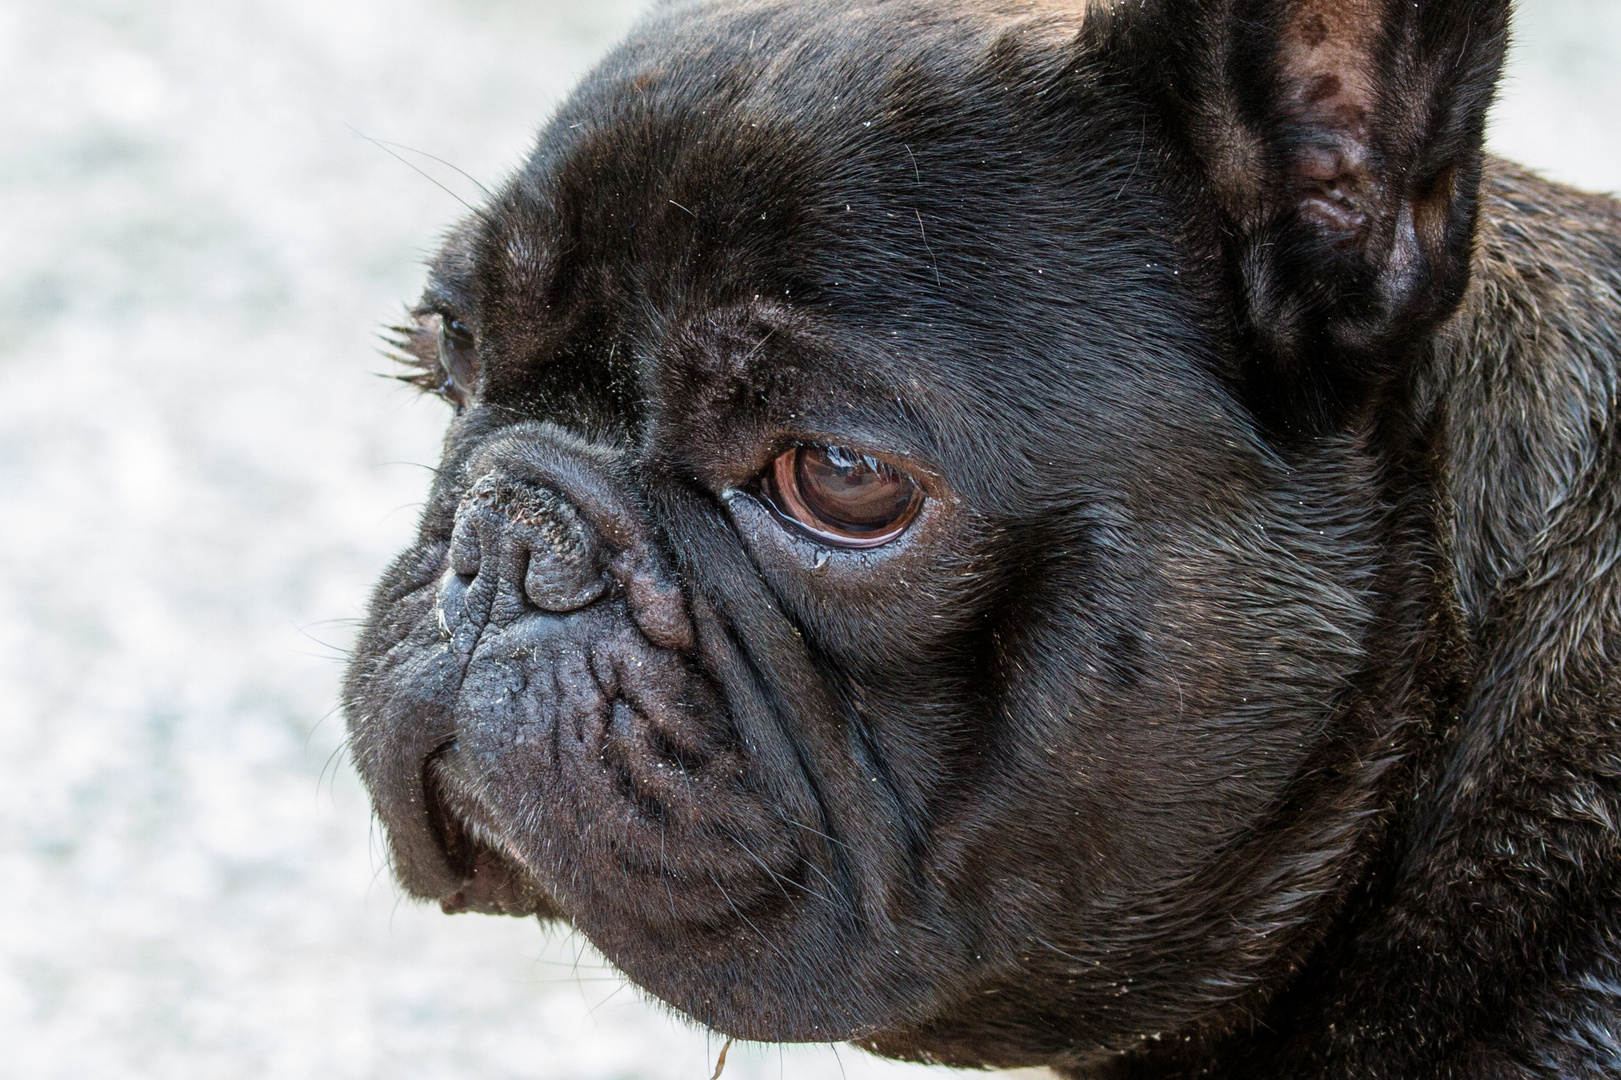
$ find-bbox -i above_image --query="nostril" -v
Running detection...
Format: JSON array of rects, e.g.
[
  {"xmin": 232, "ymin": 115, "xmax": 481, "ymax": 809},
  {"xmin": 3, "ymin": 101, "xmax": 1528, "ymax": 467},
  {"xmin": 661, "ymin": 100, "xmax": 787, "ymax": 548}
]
[
  {"xmin": 524, "ymin": 546, "xmax": 607, "ymax": 612},
  {"xmin": 454, "ymin": 473, "xmax": 613, "ymax": 615},
  {"xmin": 510, "ymin": 484, "xmax": 607, "ymax": 613}
]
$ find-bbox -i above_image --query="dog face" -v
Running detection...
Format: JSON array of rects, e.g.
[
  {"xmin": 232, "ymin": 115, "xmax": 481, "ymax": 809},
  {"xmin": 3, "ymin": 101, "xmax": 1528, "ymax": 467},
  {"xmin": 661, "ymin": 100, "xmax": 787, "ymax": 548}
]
[{"xmin": 346, "ymin": 0, "xmax": 1506, "ymax": 1068}]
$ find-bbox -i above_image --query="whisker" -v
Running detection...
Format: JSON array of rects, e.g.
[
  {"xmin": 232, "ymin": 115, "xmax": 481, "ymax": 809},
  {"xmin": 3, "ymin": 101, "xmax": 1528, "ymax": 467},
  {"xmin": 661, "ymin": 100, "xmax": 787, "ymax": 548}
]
[
  {"xmin": 348, "ymin": 125, "xmax": 480, "ymax": 213},
  {"xmin": 360, "ymin": 135, "xmax": 495, "ymax": 198}
]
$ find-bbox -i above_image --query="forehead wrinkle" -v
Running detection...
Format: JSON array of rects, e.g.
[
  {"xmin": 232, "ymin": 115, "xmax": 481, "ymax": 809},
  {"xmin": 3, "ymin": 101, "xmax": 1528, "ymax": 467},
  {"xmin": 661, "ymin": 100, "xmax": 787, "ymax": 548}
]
[
  {"xmin": 640, "ymin": 303, "xmax": 943, "ymax": 479},
  {"xmin": 647, "ymin": 304, "xmax": 786, "ymax": 424},
  {"xmin": 497, "ymin": 218, "xmax": 552, "ymax": 300},
  {"xmin": 469, "ymin": 190, "xmax": 570, "ymax": 372}
]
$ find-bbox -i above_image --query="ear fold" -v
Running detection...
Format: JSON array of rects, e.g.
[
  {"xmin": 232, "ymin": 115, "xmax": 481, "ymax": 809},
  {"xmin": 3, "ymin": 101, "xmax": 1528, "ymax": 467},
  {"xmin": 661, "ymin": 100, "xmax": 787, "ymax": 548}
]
[{"xmin": 1124, "ymin": 0, "xmax": 1510, "ymax": 426}]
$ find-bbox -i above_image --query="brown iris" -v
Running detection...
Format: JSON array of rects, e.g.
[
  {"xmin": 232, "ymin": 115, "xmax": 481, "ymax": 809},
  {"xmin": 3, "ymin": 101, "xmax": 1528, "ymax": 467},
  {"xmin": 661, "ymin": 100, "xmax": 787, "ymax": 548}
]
[{"xmin": 765, "ymin": 445, "xmax": 924, "ymax": 548}]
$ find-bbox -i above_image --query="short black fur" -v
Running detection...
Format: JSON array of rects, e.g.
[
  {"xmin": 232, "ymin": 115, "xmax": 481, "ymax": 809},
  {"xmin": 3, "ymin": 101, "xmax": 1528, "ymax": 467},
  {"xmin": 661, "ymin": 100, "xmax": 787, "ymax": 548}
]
[{"xmin": 344, "ymin": 1, "xmax": 1621, "ymax": 1076}]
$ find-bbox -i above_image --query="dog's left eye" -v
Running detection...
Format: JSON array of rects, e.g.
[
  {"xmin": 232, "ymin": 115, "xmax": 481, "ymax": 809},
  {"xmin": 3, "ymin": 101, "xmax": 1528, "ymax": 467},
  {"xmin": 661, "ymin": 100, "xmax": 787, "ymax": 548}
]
[{"xmin": 762, "ymin": 445, "xmax": 923, "ymax": 548}]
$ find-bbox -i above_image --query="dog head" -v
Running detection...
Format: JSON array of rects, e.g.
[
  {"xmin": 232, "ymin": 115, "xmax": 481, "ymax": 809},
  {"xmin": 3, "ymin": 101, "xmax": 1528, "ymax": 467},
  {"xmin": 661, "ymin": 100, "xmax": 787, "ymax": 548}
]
[{"xmin": 346, "ymin": 0, "xmax": 1507, "ymax": 1069}]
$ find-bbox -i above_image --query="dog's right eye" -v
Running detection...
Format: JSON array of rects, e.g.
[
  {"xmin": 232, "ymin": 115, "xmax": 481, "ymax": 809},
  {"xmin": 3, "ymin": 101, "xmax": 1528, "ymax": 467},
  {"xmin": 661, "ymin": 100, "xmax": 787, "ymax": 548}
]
[
  {"xmin": 387, "ymin": 310, "xmax": 480, "ymax": 409},
  {"xmin": 436, "ymin": 315, "xmax": 480, "ymax": 411}
]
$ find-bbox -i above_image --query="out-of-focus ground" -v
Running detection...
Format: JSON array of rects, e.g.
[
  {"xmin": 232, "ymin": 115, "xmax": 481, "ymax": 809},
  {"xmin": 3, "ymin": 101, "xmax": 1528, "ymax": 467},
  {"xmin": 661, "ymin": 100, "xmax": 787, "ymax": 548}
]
[{"xmin": 0, "ymin": 2, "xmax": 1615, "ymax": 1077}]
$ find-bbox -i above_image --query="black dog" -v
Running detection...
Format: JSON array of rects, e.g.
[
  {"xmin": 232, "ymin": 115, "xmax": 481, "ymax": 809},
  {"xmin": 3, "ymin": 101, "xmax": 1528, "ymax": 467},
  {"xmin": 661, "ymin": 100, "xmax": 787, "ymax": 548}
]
[{"xmin": 344, "ymin": 0, "xmax": 1621, "ymax": 1075}]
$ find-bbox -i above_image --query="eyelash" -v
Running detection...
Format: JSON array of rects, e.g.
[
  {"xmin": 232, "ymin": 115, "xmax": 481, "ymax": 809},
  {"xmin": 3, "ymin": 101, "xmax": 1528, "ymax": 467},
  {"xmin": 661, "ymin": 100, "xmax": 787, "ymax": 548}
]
[{"xmin": 386, "ymin": 311, "xmax": 480, "ymax": 410}]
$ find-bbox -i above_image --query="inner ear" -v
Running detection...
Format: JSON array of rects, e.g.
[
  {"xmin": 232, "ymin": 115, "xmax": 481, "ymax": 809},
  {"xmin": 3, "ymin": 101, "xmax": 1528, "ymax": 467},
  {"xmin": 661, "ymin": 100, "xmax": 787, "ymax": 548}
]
[
  {"xmin": 1277, "ymin": 0, "xmax": 1382, "ymax": 239},
  {"xmin": 1130, "ymin": 0, "xmax": 1510, "ymax": 430}
]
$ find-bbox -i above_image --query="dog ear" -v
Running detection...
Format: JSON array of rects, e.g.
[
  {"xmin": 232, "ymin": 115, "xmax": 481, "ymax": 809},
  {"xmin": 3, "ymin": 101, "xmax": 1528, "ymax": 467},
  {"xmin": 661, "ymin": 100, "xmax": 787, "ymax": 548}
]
[{"xmin": 1117, "ymin": 0, "xmax": 1510, "ymax": 427}]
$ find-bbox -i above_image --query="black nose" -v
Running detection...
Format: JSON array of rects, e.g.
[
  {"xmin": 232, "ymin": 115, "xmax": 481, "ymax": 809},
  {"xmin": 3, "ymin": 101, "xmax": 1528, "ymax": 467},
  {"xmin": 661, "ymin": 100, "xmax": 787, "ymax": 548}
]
[{"xmin": 449, "ymin": 472, "xmax": 607, "ymax": 615}]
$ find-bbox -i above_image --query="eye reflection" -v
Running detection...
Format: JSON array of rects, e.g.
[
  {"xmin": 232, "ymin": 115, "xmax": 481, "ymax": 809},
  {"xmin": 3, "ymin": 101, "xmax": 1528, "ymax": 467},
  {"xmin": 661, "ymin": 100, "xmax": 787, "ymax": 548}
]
[{"xmin": 764, "ymin": 445, "xmax": 923, "ymax": 548}]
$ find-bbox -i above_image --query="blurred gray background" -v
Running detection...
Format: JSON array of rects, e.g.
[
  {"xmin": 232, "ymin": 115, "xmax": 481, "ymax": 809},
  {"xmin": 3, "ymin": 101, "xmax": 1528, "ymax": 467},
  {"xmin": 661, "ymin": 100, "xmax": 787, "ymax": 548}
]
[{"xmin": 1, "ymin": 1, "xmax": 1616, "ymax": 1077}]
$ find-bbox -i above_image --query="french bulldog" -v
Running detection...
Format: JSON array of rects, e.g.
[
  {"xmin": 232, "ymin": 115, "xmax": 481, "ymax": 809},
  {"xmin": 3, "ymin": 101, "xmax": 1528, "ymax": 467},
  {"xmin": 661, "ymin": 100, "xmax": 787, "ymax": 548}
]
[{"xmin": 344, "ymin": 0, "xmax": 1621, "ymax": 1075}]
